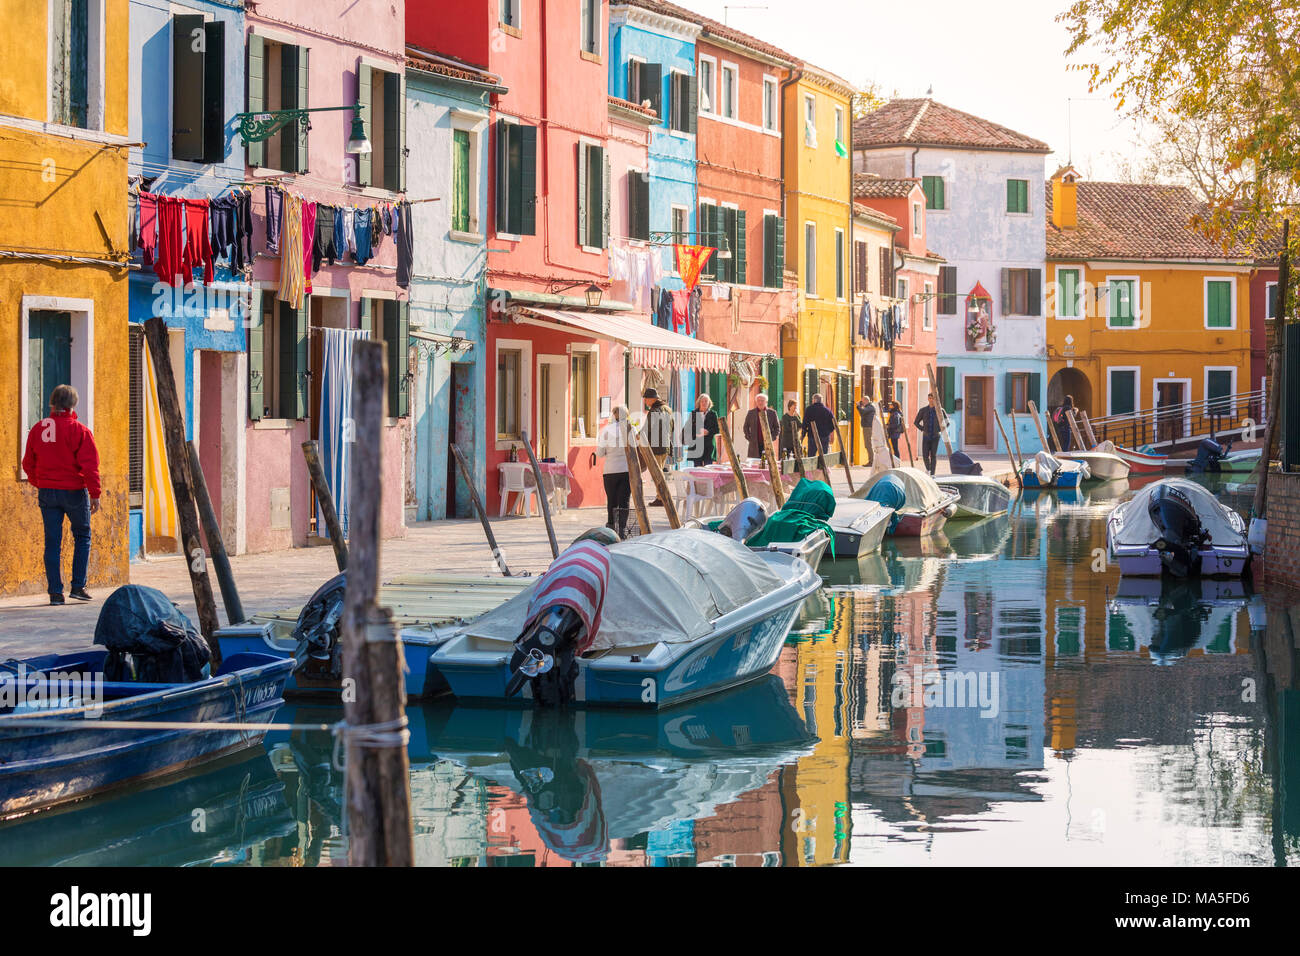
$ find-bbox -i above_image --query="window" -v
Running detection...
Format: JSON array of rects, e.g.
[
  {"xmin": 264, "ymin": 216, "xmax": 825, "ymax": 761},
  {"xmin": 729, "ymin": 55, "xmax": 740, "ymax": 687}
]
[
  {"xmin": 1206, "ymin": 367, "xmax": 1235, "ymax": 416},
  {"xmin": 570, "ymin": 350, "xmax": 597, "ymax": 439},
  {"xmin": 763, "ymin": 213, "xmax": 785, "ymax": 289},
  {"xmin": 580, "ymin": 0, "xmax": 599, "ymax": 55},
  {"xmin": 878, "ymin": 245, "xmax": 894, "ymax": 297},
  {"xmin": 894, "ymin": 379, "xmax": 907, "ymax": 417},
  {"xmin": 854, "ymin": 240, "xmax": 868, "ymax": 295},
  {"xmin": 921, "ymin": 176, "xmax": 945, "ymax": 210},
  {"xmin": 1007, "ymin": 372, "xmax": 1031, "ymax": 414},
  {"xmin": 834, "ymin": 106, "xmax": 845, "ymax": 152},
  {"xmin": 1001, "ymin": 267, "xmax": 1042, "ymax": 316},
  {"xmin": 1108, "ymin": 368, "xmax": 1138, "ymax": 416},
  {"xmin": 668, "ymin": 71, "xmax": 697, "ymax": 133},
  {"xmin": 923, "ymin": 281, "xmax": 934, "ymax": 330},
  {"xmin": 713, "ymin": 205, "xmax": 744, "ymax": 284},
  {"xmin": 835, "ymin": 229, "xmax": 845, "ymax": 300},
  {"xmin": 248, "ymin": 294, "xmax": 309, "ymax": 421},
  {"xmin": 627, "ymin": 60, "xmax": 662, "ymax": 116},
  {"xmin": 497, "ymin": 348, "xmax": 522, "ymax": 440},
  {"xmin": 896, "ymin": 276, "xmax": 909, "ymax": 308},
  {"xmin": 1006, "ymin": 178, "xmax": 1029, "ymax": 213},
  {"xmin": 495, "ymin": 119, "xmax": 537, "ymax": 236},
  {"xmin": 171, "ymin": 14, "xmax": 226, "ymax": 164},
  {"xmin": 578, "ymin": 142, "xmax": 609, "ymax": 249},
  {"xmin": 1056, "ymin": 267, "xmax": 1082, "ymax": 318},
  {"xmin": 357, "ymin": 63, "xmax": 406, "ymax": 191},
  {"xmin": 1106, "ymin": 277, "xmax": 1138, "ymax": 328},
  {"xmin": 247, "ymin": 36, "xmax": 310, "ymax": 173},
  {"xmin": 762, "ymin": 76, "xmax": 778, "ymax": 131},
  {"xmin": 698, "ymin": 57, "xmax": 715, "ymax": 114},
  {"xmin": 1205, "ymin": 277, "xmax": 1234, "ymax": 329},
  {"xmin": 21, "ymin": 296, "xmax": 96, "ymax": 471},
  {"xmin": 912, "ymin": 202, "xmax": 922, "ymax": 237},
  {"xmin": 627, "ymin": 168, "xmax": 650, "ymax": 241},
  {"xmin": 699, "ymin": 201, "xmax": 718, "ymax": 279},
  {"xmin": 720, "ymin": 63, "xmax": 738, "ymax": 119},
  {"xmin": 938, "ymin": 265, "xmax": 957, "ymax": 314},
  {"xmin": 803, "ymin": 94, "xmax": 817, "ymax": 147},
  {"xmin": 671, "ymin": 205, "xmax": 688, "ymax": 246},
  {"xmin": 451, "ymin": 129, "xmax": 471, "ymax": 233},
  {"xmin": 1266, "ymin": 281, "xmax": 1279, "ymax": 319},
  {"xmin": 361, "ymin": 299, "xmax": 411, "ymax": 417},
  {"xmin": 50, "ymin": 0, "xmax": 105, "ymax": 131},
  {"xmin": 804, "ymin": 222, "xmax": 817, "ymax": 295},
  {"xmin": 500, "ymin": 0, "xmax": 520, "ymax": 30}
]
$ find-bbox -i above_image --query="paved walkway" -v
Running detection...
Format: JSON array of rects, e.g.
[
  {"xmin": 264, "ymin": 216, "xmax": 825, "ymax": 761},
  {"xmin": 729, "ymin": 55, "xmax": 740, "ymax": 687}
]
[{"xmin": 0, "ymin": 454, "xmax": 1015, "ymax": 657}]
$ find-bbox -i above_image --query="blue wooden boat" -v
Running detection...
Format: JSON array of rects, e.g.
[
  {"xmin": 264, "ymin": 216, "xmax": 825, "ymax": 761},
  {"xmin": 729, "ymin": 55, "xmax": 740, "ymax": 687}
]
[
  {"xmin": 1019, "ymin": 451, "xmax": 1088, "ymax": 489},
  {"xmin": 0, "ymin": 650, "xmax": 292, "ymax": 818}
]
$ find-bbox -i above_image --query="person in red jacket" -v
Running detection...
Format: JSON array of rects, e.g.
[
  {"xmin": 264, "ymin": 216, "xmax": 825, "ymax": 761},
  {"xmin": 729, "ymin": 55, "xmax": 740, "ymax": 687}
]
[{"xmin": 22, "ymin": 385, "xmax": 101, "ymax": 605}]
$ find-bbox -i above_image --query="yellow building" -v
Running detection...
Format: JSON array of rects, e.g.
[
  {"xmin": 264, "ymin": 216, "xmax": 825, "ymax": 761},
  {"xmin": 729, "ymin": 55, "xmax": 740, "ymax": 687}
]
[
  {"xmin": 1, "ymin": 0, "xmax": 132, "ymax": 596},
  {"xmin": 782, "ymin": 64, "xmax": 855, "ymax": 430},
  {"xmin": 1045, "ymin": 168, "xmax": 1254, "ymax": 446}
]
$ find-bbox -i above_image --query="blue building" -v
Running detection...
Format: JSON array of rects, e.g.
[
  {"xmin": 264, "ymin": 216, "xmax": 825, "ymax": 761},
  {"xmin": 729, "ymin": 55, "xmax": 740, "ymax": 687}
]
[
  {"xmin": 127, "ymin": 0, "xmax": 250, "ymax": 558},
  {"xmin": 608, "ymin": 2, "xmax": 702, "ymax": 414},
  {"xmin": 404, "ymin": 49, "xmax": 500, "ymax": 520}
]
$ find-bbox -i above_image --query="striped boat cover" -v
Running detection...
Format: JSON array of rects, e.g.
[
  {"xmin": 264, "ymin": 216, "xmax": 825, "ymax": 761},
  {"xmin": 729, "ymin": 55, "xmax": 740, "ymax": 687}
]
[
  {"xmin": 523, "ymin": 540, "xmax": 612, "ymax": 654},
  {"xmin": 142, "ymin": 347, "xmax": 178, "ymax": 542},
  {"xmin": 317, "ymin": 328, "xmax": 371, "ymax": 539}
]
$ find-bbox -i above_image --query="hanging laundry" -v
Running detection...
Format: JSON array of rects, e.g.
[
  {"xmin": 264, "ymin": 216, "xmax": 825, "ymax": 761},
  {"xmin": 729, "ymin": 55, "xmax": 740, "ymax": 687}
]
[
  {"xmin": 395, "ymin": 201, "xmax": 413, "ymax": 290},
  {"xmin": 265, "ymin": 185, "xmax": 282, "ymax": 255},
  {"xmin": 138, "ymin": 192, "xmax": 158, "ymax": 267},
  {"xmin": 688, "ymin": 286, "xmax": 702, "ymax": 336},
  {"xmin": 301, "ymin": 201, "xmax": 317, "ymax": 294},
  {"xmin": 370, "ymin": 207, "xmax": 385, "ymax": 251},
  {"xmin": 209, "ymin": 194, "xmax": 238, "ymax": 269},
  {"xmin": 237, "ymin": 189, "xmax": 253, "ymax": 269},
  {"xmin": 382, "ymin": 203, "xmax": 394, "ymax": 236},
  {"xmin": 353, "ymin": 208, "xmax": 374, "ymax": 266},
  {"xmin": 858, "ymin": 300, "xmax": 872, "ymax": 340},
  {"xmin": 313, "ymin": 204, "xmax": 337, "ymax": 273},
  {"xmin": 182, "ymin": 199, "xmax": 214, "ymax": 283},
  {"xmin": 338, "ymin": 206, "xmax": 356, "ymax": 258},
  {"xmin": 152, "ymin": 195, "xmax": 186, "ymax": 286},
  {"xmin": 654, "ymin": 287, "xmax": 673, "ymax": 330},
  {"xmin": 670, "ymin": 290, "xmax": 690, "ymax": 334},
  {"xmin": 277, "ymin": 192, "xmax": 305, "ymax": 308}
]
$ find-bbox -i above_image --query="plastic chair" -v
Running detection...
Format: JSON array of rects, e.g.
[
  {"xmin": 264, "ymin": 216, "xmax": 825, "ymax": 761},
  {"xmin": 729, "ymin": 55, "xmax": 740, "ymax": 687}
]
[
  {"xmin": 668, "ymin": 472, "xmax": 693, "ymax": 518},
  {"xmin": 687, "ymin": 476, "xmax": 724, "ymax": 518},
  {"xmin": 498, "ymin": 464, "xmax": 540, "ymax": 517}
]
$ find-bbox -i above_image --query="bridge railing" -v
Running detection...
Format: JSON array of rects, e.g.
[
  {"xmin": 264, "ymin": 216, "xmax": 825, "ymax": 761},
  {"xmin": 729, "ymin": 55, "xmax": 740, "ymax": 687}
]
[{"xmin": 1083, "ymin": 388, "xmax": 1266, "ymax": 453}]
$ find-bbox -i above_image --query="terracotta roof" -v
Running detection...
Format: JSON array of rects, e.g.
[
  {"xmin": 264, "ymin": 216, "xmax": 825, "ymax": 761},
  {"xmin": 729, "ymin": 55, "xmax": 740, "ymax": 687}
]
[
  {"xmin": 853, "ymin": 200, "xmax": 899, "ymax": 227},
  {"xmin": 406, "ymin": 48, "xmax": 501, "ymax": 88},
  {"xmin": 619, "ymin": 0, "xmax": 796, "ymax": 65},
  {"xmin": 608, "ymin": 95, "xmax": 659, "ymax": 120},
  {"xmin": 1046, "ymin": 181, "xmax": 1245, "ymax": 261},
  {"xmin": 854, "ymin": 175, "xmax": 920, "ymax": 199},
  {"xmin": 854, "ymin": 98, "xmax": 1049, "ymax": 153}
]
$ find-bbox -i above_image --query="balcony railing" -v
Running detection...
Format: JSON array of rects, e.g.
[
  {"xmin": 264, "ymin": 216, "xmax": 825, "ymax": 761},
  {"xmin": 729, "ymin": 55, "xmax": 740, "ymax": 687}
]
[{"xmin": 1086, "ymin": 389, "xmax": 1267, "ymax": 453}]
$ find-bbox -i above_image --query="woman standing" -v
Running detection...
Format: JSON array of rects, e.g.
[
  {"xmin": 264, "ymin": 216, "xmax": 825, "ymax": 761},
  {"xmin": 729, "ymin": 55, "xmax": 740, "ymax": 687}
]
[
  {"xmin": 683, "ymin": 394, "xmax": 719, "ymax": 466},
  {"xmin": 885, "ymin": 400, "xmax": 905, "ymax": 459},
  {"xmin": 596, "ymin": 406, "xmax": 632, "ymax": 538},
  {"xmin": 779, "ymin": 399, "xmax": 802, "ymax": 460},
  {"xmin": 1054, "ymin": 394, "xmax": 1075, "ymax": 452}
]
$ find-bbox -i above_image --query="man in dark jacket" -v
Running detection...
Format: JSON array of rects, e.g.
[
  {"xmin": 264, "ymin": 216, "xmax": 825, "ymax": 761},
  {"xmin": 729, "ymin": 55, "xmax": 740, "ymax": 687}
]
[
  {"xmin": 801, "ymin": 393, "xmax": 836, "ymax": 457},
  {"xmin": 22, "ymin": 385, "xmax": 101, "ymax": 605},
  {"xmin": 856, "ymin": 397, "xmax": 877, "ymax": 467},
  {"xmin": 914, "ymin": 392, "xmax": 942, "ymax": 475},
  {"xmin": 640, "ymin": 387, "xmax": 675, "ymax": 505},
  {"xmin": 742, "ymin": 393, "xmax": 780, "ymax": 460}
]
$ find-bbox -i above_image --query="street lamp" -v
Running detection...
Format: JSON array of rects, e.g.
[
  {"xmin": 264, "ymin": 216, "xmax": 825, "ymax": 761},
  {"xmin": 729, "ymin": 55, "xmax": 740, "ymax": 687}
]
[
  {"xmin": 235, "ymin": 102, "xmax": 371, "ymax": 153},
  {"xmin": 584, "ymin": 283, "xmax": 603, "ymax": 308}
]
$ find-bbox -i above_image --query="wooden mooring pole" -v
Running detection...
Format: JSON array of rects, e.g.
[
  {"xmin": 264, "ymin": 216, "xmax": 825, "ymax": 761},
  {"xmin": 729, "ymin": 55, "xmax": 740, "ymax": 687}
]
[
  {"xmin": 623, "ymin": 420, "xmax": 652, "ymax": 535},
  {"xmin": 302, "ymin": 440, "xmax": 349, "ymax": 572},
  {"xmin": 186, "ymin": 441, "xmax": 244, "ymax": 625},
  {"xmin": 142, "ymin": 318, "xmax": 221, "ymax": 666},
  {"xmin": 757, "ymin": 406, "xmax": 787, "ymax": 508},
  {"xmin": 832, "ymin": 416, "xmax": 855, "ymax": 494},
  {"xmin": 340, "ymin": 340, "xmax": 414, "ymax": 867},
  {"xmin": 451, "ymin": 442, "xmax": 511, "ymax": 576},
  {"xmin": 519, "ymin": 431, "xmax": 559, "ymax": 559},
  {"xmin": 716, "ymin": 417, "xmax": 750, "ymax": 500}
]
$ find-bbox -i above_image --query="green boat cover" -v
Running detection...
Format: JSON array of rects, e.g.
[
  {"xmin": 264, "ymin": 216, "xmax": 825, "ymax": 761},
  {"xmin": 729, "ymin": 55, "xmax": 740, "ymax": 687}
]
[{"xmin": 746, "ymin": 478, "xmax": 837, "ymax": 557}]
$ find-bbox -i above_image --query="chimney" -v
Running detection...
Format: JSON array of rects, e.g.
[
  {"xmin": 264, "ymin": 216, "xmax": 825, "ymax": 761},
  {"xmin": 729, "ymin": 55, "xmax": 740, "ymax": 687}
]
[{"xmin": 1051, "ymin": 165, "xmax": 1080, "ymax": 229}]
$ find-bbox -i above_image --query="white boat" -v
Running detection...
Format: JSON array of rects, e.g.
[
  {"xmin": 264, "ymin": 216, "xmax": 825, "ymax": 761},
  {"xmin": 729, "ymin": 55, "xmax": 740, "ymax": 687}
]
[
  {"xmin": 431, "ymin": 530, "xmax": 823, "ymax": 709},
  {"xmin": 827, "ymin": 497, "xmax": 895, "ymax": 558},
  {"xmin": 1059, "ymin": 442, "xmax": 1131, "ymax": 481},
  {"xmin": 938, "ymin": 474, "xmax": 1013, "ymax": 520},
  {"xmin": 1106, "ymin": 478, "xmax": 1250, "ymax": 578},
  {"xmin": 851, "ymin": 467, "xmax": 959, "ymax": 537},
  {"xmin": 752, "ymin": 529, "xmax": 832, "ymax": 573},
  {"xmin": 1020, "ymin": 451, "xmax": 1090, "ymax": 489}
]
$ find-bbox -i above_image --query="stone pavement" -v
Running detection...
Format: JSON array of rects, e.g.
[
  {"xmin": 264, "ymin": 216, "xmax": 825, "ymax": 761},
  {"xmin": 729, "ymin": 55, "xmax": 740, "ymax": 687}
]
[{"xmin": 0, "ymin": 453, "xmax": 1016, "ymax": 657}]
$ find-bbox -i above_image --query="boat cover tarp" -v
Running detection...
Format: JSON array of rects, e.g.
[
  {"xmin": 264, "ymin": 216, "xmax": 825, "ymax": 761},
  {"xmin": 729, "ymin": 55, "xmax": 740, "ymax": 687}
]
[
  {"xmin": 1095, "ymin": 440, "xmax": 1117, "ymax": 455},
  {"xmin": 93, "ymin": 585, "xmax": 210, "ymax": 682},
  {"xmin": 1111, "ymin": 478, "xmax": 1245, "ymax": 548},
  {"xmin": 1025, "ymin": 451, "xmax": 1087, "ymax": 485},
  {"xmin": 748, "ymin": 478, "xmax": 836, "ymax": 551},
  {"xmin": 853, "ymin": 467, "xmax": 949, "ymax": 512},
  {"xmin": 461, "ymin": 530, "xmax": 784, "ymax": 650}
]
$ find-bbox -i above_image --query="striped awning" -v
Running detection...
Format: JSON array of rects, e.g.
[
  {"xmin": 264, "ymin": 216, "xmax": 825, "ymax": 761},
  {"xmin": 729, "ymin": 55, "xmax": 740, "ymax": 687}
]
[{"xmin": 516, "ymin": 308, "xmax": 730, "ymax": 373}]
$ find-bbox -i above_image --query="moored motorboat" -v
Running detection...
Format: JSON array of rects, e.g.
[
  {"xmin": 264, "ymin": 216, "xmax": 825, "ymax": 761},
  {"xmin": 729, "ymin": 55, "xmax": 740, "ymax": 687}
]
[
  {"xmin": 1058, "ymin": 444, "xmax": 1131, "ymax": 481},
  {"xmin": 1019, "ymin": 451, "xmax": 1089, "ymax": 489},
  {"xmin": 1106, "ymin": 478, "xmax": 1250, "ymax": 578},
  {"xmin": 431, "ymin": 530, "xmax": 822, "ymax": 709},
  {"xmin": 851, "ymin": 467, "xmax": 959, "ymax": 537},
  {"xmin": 1113, "ymin": 444, "xmax": 1168, "ymax": 475},
  {"xmin": 826, "ymin": 497, "xmax": 895, "ymax": 558},
  {"xmin": 938, "ymin": 474, "xmax": 1013, "ymax": 520}
]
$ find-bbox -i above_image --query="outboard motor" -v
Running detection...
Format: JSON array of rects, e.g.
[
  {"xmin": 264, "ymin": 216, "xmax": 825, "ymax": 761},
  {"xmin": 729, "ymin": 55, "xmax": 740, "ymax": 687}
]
[
  {"xmin": 717, "ymin": 497, "xmax": 768, "ymax": 543},
  {"xmin": 292, "ymin": 573, "xmax": 347, "ymax": 676},
  {"xmin": 505, "ymin": 540, "xmax": 611, "ymax": 708},
  {"xmin": 1186, "ymin": 437, "xmax": 1232, "ymax": 475},
  {"xmin": 949, "ymin": 451, "xmax": 983, "ymax": 476},
  {"xmin": 1147, "ymin": 484, "xmax": 1209, "ymax": 577},
  {"xmin": 93, "ymin": 585, "xmax": 210, "ymax": 682}
]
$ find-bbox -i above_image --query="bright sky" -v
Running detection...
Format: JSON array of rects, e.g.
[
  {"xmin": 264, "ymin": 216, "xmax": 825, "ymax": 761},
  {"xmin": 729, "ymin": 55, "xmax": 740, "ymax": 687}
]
[{"xmin": 683, "ymin": 0, "xmax": 1141, "ymax": 181}]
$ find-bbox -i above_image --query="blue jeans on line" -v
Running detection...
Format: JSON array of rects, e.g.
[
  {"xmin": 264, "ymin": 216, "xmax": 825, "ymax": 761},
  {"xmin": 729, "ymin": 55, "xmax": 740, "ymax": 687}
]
[{"xmin": 38, "ymin": 488, "xmax": 91, "ymax": 595}]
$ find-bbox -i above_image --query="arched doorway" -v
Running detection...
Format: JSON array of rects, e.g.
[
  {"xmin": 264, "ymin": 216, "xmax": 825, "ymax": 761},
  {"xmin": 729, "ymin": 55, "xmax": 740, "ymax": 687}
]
[{"xmin": 1048, "ymin": 367, "xmax": 1093, "ymax": 418}]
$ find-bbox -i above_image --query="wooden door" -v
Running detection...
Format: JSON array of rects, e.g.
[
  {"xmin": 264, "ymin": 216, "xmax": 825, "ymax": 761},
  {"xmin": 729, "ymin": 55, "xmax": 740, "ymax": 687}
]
[{"xmin": 965, "ymin": 376, "xmax": 988, "ymax": 447}]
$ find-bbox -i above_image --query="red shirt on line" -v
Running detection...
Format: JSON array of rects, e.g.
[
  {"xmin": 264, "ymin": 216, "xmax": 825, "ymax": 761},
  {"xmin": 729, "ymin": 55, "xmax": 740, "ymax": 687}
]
[{"xmin": 22, "ymin": 410, "xmax": 102, "ymax": 499}]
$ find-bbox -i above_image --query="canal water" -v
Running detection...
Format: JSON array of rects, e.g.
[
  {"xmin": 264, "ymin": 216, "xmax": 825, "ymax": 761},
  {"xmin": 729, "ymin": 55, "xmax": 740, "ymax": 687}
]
[{"xmin": 6, "ymin": 477, "xmax": 1299, "ymax": 867}]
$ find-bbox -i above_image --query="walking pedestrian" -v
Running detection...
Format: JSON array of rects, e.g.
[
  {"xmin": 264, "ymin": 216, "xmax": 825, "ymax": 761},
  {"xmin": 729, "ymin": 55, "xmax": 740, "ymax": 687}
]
[
  {"xmin": 640, "ymin": 387, "xmax": 675, "ymax": 506},
  {"xmin": 22, "ymin": 385, "xmax": 101, "ymax": 605},
  {"xmin": 683, "ymin": 394, "xmax": 719, "ymax": 466},
  {"xmin": 596, "ymin": 406, "xmax": 632, "ymax": 538},
  {"xmin": 914, "ymin": 392, "xmax": 942, "ymax": 476},
  {"xmin": 1053, "ymin": 394, "xmax": 1075, "ymax": 452},
  {"xmin": 779, "ymin": 399, "xmax": 802, "ymax": 460},
  {"xmin": 801, "ymin": 393, "xmax": 835, "ymax": 457},
  {"xmin": 885, "ymin": 400, "xmax": 905, "ymax": 459},
  {"xmin": 742, "ymin": 393, "xmax": 779, "ymax": 461}
]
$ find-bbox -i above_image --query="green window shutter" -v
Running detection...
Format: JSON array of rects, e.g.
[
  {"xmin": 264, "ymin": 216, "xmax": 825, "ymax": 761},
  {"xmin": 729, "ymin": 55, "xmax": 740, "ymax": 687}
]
[
  {"xmin": 518, "ymin": 124, "xmax": 537, "ymax": 235},
  {"xmin": 1111, "ymin": 369, "xmax": 1135, "ymax": 415},
  {"xmin": 384, "ymin": 301, "xmax": 409, "ymax": 417},
  {"xmin": 638, "ymin": 172, "xmax": 650, "ymax": 240},
  {"xmin": 1028, "ymin": 268, "xmax": 1042, "ymax": 316},
  {"xmin": 28, "ymin": 311, "xmax": 72, "ymax": 432},
  {"xmin": 1207, "ymin": 280, "xmax": 1232, "ymax": 328},
  {"xmin": 172, "ymin": 15, "xmax": 207, "ymax": 163},
  {"xmin": 1000, "ymin": 268, "xmax": 1011, "ymax": 316},
  {"xmin": 768, "ymin": 358, "xmax": 784, "ymax": 410},
  {"xmin": 763, "ymin": 215, "xmax": 776, "ymax": 288},
  {"xmin": 383, "ymin": 71, "xmax": 403, "ymax": 191},
  {"xmin": 1004, "ymin": 373, "xmax": 1016, "ymax": 413},
  {"xmin": 803, "ymin": 367, "xmax": 818, "ymax": 407},
  {"xmin": 922, "ymin": 176, "xmax": 945, "ymax": 210},
  {"xmin": 708, "ymin": 371, "xmax": 728, "ymax": 418},
  {"xmin": 735, "ymin": 208, "xmax": 747, "ymax": 286},
  {"xmin": 1059, "ymin": 269, "xmax": 1078, "ymax": 316},
  {"xmin": 774, "ymin": 216, "xmax": 785, "ymax": 285},
  {"xmin": 576, "ymin": 143, "xmax": 588, "ymax": 246},
  {"xmin": 1207, "ymin": 369, "xmax": 1232, "ymax": 414},
  {"xmin": 1006, "ymin": 179, "xmax": 1027, "ymax": 213},
  {"xmin": 494, "ymin": 120, "xmax": 508, "ymax": 233},
  {"xmin": 936, "ymin": 177, "xmax": 945, "ymax": 210},
  {"xmin": 357, "ymin": 64, "xmax": 372, "ymax": 187},
  {"xmin": 246, "ymin": 34, "xmax": 266, "ymax": 168},
  {"xmin": 684, "ymin": 74, "xmax": 698, "ymax": 134},
  {"xmin": 292, "ymin": 301, "xmax": 309, "ymax": 419},
  {"xmin": 1027, "ymin": 372, "xmax": 1041, "ymax": 411},
  {"xmin": 701, "ymin": 204, "xmax": 716, "ymax": 279},
  {"xmin": 360, "ymin": 297, "xmax": 372, "ymax": 336},
  {"xmin": 296, "ymin": 46, "xmax": 310, "ymax": 174},
  {"xmin": 280, "ymin": 45, "xmax": 301, "ymax": 172},
  {"xmin": 202, "ymin": 21, "xmax": 226, "ymax": 164},
  {"xmin": 248, "ymin": 303, "xmax": 264, "ymax": 421},
  {"xmin": 938, "ymin": 265, "xmax": 956, "ymax": 314},
  {"xmin": 835, "ymin": 231, "xmax": 844, "ymax": 298},
  {"xmin": 452, "ymin": 129, "xmax": 471, "ymax": 232},
  {"xmin": 1111, "ymin": 280, "xmax": 1134, "ymax": 327},
  {"xmin": 940, "ymin": 366, "xmax": 956, "ymax": 414},
  {"xmin": 602, "ymin": 148, "xmax": 611, "ymax": 248},
  {"xmin": 837, "ymin": 372, "xmax": 852, "ymax": 423}
]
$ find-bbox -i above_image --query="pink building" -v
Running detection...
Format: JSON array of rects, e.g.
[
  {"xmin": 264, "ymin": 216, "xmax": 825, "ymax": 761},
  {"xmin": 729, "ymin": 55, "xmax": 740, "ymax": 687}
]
[{"xmin": 241, "ymin": 2, "xmax": 409, "ymax": 552}]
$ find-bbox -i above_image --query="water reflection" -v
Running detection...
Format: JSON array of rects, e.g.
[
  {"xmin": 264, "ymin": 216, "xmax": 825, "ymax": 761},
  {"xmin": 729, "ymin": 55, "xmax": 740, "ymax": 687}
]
[{"xmin": 4, "ymin": 480, "xmax": 1300, "ymax": 865}]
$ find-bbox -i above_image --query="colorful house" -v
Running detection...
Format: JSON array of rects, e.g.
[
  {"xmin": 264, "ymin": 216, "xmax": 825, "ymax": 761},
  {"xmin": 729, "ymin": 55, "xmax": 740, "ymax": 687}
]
[
  {"xmin": 2, "ymin": 0, "xmax": 131, "ymax": 596},
  {"xmin": 1045, "ymin": 169, "xmax": 1255, "ymax": 447},
  {"xmin": 782, "ymin": 63, "xmax": 856, "ymax": 435},
  {"xmin": 855, "ymin": 99, "xmax": 1051, "ymax": 455},
  {"xmin": 125, "ymin": 0, "xmax": 250, "ymax": 560},
  {"xmin": 852, "ymin": 176, "xmax": 943, "ymax": 463},
  {"xmin": 403, "ymin": 48, "xmax": 502, "ymax": 520}
]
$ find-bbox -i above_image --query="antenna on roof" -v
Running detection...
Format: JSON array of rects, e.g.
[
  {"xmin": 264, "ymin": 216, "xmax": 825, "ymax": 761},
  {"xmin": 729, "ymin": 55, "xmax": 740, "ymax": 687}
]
[{"xmin": 925, "ymin": 85, "xmax": 934, "ymax": 97}]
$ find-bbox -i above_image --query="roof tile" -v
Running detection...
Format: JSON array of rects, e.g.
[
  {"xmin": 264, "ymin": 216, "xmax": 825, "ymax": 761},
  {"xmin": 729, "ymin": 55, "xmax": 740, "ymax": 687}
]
[{"xmin": 854, "ymin": 98, "xmax": 1049, "ymax": 153}]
